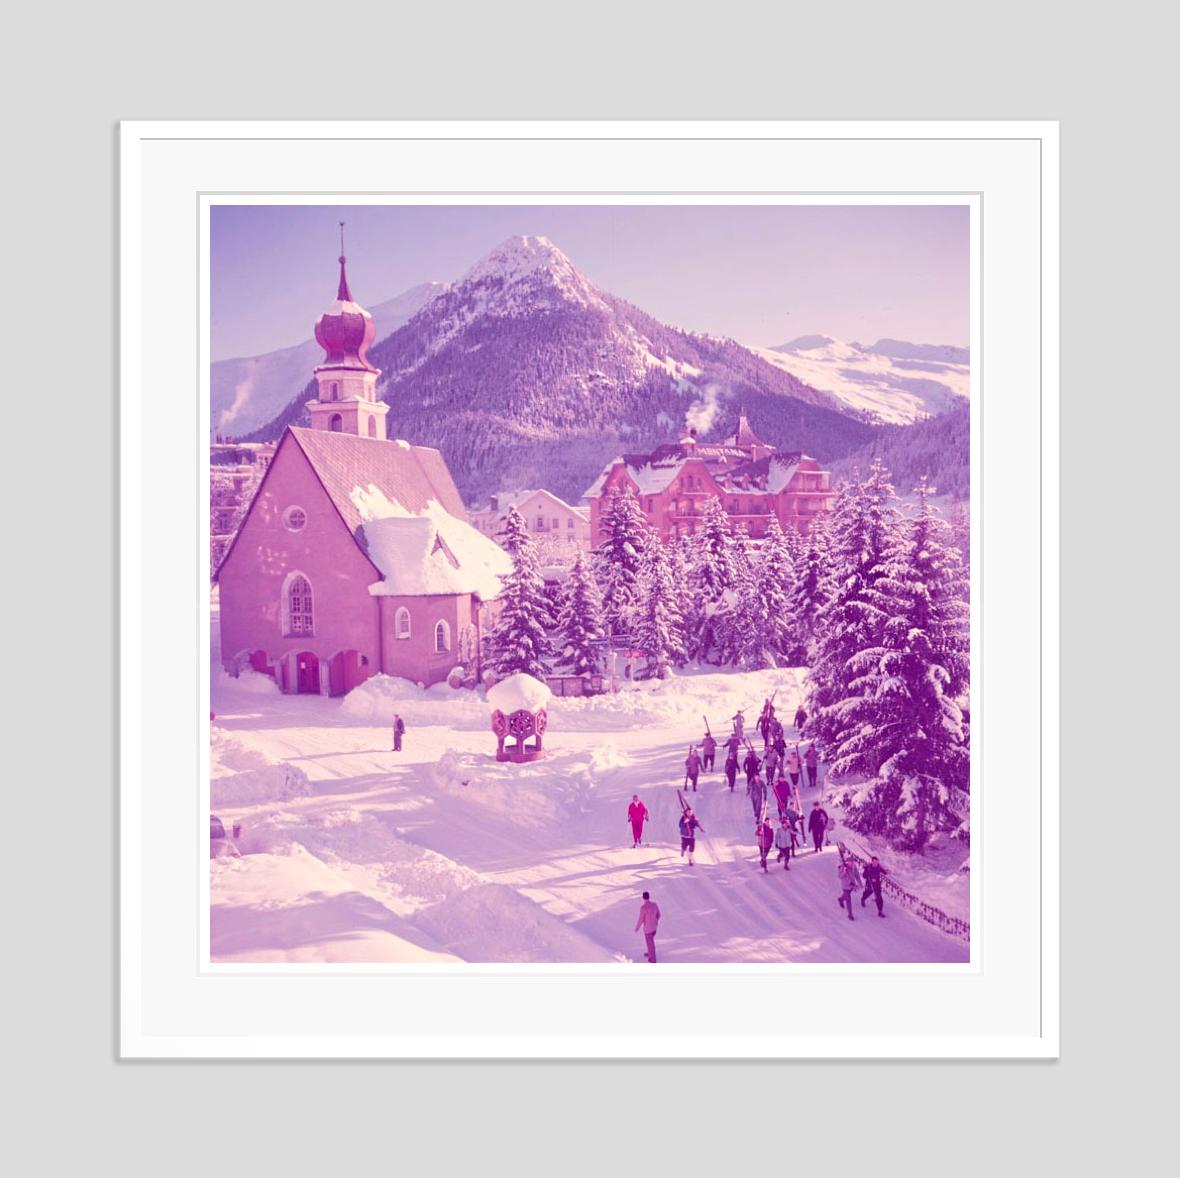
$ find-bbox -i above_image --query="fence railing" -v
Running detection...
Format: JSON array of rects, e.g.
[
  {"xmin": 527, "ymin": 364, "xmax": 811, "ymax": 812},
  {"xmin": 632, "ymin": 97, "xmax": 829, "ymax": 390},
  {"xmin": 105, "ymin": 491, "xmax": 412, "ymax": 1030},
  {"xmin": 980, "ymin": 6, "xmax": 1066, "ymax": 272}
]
[{"xmin": 837, "ymin": 837, "xmax": 970, "ymax": 944}]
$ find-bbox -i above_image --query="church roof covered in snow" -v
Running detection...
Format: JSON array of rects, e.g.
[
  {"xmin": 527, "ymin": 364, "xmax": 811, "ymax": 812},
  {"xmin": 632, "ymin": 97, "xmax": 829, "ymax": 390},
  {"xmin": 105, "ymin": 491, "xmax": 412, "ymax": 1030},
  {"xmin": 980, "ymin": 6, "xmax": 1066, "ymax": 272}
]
[
  {"xmin": 360, "ymin": 508, "xmax": 512, "ymax": 599},
  {"xmin": 289, "ymin": 427, "xmax": 467, "ymax": 532}
]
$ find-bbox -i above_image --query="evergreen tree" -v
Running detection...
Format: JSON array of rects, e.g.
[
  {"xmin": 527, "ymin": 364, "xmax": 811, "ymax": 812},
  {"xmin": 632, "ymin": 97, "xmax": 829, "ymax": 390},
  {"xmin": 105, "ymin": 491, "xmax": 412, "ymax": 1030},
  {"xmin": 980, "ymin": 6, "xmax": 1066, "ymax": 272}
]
[
  {"xmin": 666, "ymin": 535, "xmax": 694, "ymax": 668},
  {"xmin": 787, "ymin": 518, "xmax": 829, "ymax": 665},
  {"xmin": 806, "ymin": 461, "xmax": 903, "ymax": 752},
  {"xmin": 594, "ymin": 485, "xmax": 649, "ymax": 638},
  {"xmin": 833, "ymin": 479, "xmax": 971, "ymax": 849},
  {"xmin": 487, "ymin": 505, "xmax": 555, "ymax": 679},
  {"xmin": 632, "ymin": 534, "xmax": 686, "ymax": 679},
  {"xmin": 556, "ymin": 550, "xmax": 605, "ymax": 677},
  {"xmin": 686, "ymin": 495, "xmax": 736, "ymax": 662},
  {"xmin": 738, "ymin": 516, "xmax": 796, "ymax": 669}
]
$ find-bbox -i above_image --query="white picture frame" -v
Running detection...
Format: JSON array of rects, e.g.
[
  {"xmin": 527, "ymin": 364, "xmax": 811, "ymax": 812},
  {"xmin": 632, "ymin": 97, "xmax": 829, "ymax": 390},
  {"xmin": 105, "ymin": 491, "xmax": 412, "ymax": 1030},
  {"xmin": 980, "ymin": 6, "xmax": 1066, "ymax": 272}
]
[{"xmin": 120, "ymin": 119, "xmax": 1058, "ymax": 1058}]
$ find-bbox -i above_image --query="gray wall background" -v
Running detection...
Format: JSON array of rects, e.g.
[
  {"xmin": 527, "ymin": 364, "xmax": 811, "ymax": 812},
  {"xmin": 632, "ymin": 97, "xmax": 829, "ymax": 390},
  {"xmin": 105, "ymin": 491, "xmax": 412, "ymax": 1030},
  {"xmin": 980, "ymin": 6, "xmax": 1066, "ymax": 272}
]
[{"xmin": 4, "ymin": 2, "xmax": 1166, "ymax": 1172}]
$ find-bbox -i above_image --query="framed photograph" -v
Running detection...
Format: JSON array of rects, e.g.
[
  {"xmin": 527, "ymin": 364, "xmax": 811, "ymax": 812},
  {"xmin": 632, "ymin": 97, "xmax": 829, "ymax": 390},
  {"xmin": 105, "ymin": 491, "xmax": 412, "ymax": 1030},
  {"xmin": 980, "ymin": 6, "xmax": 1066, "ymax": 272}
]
[{"xmin": 120, "ymin": 120, "xmax": 1058, "ymax": 1057}]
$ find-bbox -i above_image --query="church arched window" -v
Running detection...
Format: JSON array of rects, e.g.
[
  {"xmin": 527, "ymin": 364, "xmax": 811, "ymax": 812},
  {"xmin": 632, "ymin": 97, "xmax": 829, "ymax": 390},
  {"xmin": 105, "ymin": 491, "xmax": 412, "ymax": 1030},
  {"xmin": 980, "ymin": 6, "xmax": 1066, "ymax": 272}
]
[
  {"xmin": 395, "ymin": 607, "xmax": 411, "ymax": 640},
  {"xmin": 281, "ymin": 572, "xmax": 314, "ymax": 636},
  {"xmin": 329, "ymin": 413, "xmax": 343, "ymax": 432},
  {"xmin": 367, "ymin": 417, "xmax": 377, "ymax": 438},
  {"xmin": 434, "ymin": 620, "xmax": 451, "ymax": 654}
]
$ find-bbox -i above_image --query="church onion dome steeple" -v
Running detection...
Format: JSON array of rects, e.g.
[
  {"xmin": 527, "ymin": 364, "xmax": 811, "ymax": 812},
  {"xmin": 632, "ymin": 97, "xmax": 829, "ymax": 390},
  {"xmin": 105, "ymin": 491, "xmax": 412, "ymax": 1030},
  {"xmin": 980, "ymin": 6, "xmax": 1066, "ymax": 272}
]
[{"xmin": 313, "ymin": 223, "xmax": 378, "ymax": 372}]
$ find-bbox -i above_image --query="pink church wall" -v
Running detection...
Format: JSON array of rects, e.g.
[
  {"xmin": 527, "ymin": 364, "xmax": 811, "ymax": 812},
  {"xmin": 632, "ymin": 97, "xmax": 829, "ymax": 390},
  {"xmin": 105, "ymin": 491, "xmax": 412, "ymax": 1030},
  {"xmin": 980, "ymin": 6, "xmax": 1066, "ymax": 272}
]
[
  {"xmin": 379, "ymin": 592, "xmax": 474, "ymax": 686},
  {"xmin": 217, "ymin": 436, "xmax": 381, "ymax": 691}
]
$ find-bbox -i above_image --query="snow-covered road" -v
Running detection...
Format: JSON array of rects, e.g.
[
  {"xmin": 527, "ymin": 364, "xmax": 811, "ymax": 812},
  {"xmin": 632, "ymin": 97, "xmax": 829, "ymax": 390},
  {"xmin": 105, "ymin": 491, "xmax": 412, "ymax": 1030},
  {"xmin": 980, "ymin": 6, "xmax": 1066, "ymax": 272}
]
[{"xmin": 210, "ymin": 663, "xmax": 968, "ymax": 965}]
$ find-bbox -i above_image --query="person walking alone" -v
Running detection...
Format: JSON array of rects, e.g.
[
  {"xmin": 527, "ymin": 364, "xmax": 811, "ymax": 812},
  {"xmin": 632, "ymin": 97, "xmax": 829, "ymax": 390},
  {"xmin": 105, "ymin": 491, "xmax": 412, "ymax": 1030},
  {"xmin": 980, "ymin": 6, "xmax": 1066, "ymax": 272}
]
[
  {"xmin": 756, "ymin": 816, "xmax": 775, "ymax": 872},
  {"xmin": 627, "ymin": 794, "xmax": 649, "ymax": 848},
  {"xmin": 808, "ymin": 802, "xmax": 829, "ymax": 853},
  {"xmin": 685, "ymin": 745, "xmax": 701, "ymax": 792},
  {"xmin": 774, "ymin": 816, "xmax": 795, "ymax": 870},
  {"xmin": 861, "ymin": 856, "xmax": 888, "ymax": 917},
  {"xmin": 392, "ymin": 713, "xmax": 405, "ymax": 752},
  {"xmin": 634, "ymin": 891, "xmax": 661, "ymax": 962},
  {"xmin": 679, "ymin": 807, "xmax": 704, "ymax": 866},
  {"xmin": 794, "ymin": 704, "xmax": 808, "ymax": 733},
  {"xmin": 837, "ymin": 857, "xmax": 861, "ymax": 920}
]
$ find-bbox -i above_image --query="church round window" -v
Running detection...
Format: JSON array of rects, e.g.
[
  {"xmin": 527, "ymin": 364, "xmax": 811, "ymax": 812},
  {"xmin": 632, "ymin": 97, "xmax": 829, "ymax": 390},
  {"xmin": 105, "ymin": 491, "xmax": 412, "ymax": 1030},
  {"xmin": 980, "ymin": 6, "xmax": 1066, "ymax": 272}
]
[{"xmin": 283, "ymin": 506, "xmax": 307, "ymax": 532}]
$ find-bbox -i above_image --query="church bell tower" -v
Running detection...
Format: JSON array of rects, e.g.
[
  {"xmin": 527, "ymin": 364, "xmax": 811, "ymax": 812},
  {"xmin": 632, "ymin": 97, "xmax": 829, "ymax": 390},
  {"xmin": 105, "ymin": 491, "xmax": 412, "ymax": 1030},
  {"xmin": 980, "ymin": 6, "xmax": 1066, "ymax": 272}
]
[{"xmin": 307, "ymin": 224, "xmax": 389, "ymax": 439}]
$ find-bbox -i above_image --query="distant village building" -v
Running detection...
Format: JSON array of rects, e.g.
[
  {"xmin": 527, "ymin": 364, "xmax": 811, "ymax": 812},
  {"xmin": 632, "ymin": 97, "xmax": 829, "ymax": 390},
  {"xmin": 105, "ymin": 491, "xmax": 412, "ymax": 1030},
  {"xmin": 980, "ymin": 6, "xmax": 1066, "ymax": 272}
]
[
  {"xmin": 468, "ymin": 488, "xmax": 591, "ymax": 565},
  {"xmin": 583, "ymin": 410, "xmax": 835, "ymax": 544},
  {"xmin": 210, "ymin": 441, "xmax": 276, "ymax": 573},
  {"xmin": 215, "ymin": 240, "xmax": 510, "ymax": 694}
]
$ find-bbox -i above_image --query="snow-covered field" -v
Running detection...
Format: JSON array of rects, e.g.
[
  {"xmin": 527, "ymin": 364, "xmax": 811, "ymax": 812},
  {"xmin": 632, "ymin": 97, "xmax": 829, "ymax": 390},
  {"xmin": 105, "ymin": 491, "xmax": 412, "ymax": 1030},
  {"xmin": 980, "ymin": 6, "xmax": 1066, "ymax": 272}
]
[{"xmin": 210, "ymin": 615, "xmax": 968, "ymax": 965}]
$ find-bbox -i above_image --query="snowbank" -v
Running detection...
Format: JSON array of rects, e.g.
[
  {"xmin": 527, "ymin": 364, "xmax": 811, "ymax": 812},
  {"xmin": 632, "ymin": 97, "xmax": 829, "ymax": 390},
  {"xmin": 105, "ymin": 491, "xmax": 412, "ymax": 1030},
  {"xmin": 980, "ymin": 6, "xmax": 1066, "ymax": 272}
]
[
  {"xmin": 339, "ymin": 673, "xmax": 487, "ymax": 730},
  {"xmin": 211, "ymin": 729, "xmax": 313, "ymax": 807},
  {"xmin": 551, "ymin": 666, "xmax": 807, "ymax": 733},
  {"xmin": 430, "ymin": 743, "xmax": 621, "ymax": 826},
  {"xmin": 414, "ymin": 883, "xmax": 621, "ymax": 963},
  {"xmin": 486, "ymin": 672, "xmax": 552, "ymax": 713}
]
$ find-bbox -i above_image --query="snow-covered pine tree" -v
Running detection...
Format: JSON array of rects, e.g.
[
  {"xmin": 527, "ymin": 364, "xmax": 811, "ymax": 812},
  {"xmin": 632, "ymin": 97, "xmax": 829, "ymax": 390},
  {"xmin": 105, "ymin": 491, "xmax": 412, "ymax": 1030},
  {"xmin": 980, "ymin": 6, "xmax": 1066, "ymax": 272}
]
[
  {"xmin": 713, "ymin": 523, "xmax": 753, "ymax": 665},
  {"xmin": 806, "ymin": 460, "xmax": 903, "ymax": 752},
  {"xmin": 666, "ymin": 535, "xmax": 694, "ymax": 668},
  {"xmin": 556, "ymin": 550, "xmax": 605, "ymax": 677},
  {"xmin": 632, "ymin": 533, "xmax": 686, "ymax": 679},
  {"xmin": 686, "ymin": 495, "xmax": 736, "ymax": 662},
  {"xmin": 487, "ymin": 505, "xmax": 555, "ymax": 679},
  {"xmin": 831, "ymin": 478, "xmax": 971, "ymax": 850},
  {"xmin": 739, "ymin": 515, "xmax": 796, "ymax": 669},
  {"xmin": 786, "ymin": 517, "xmax": 829, "ymax": 665},
  {"xmin": 594, "ymin": 485, "xmax": 649, "ymax": 639}
]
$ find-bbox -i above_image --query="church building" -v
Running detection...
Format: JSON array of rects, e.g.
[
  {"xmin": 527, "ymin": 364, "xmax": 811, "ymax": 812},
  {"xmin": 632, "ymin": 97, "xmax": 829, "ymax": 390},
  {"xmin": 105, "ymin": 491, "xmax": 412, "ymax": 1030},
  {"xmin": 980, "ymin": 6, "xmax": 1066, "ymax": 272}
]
[{"xmin": 215, "ymin": 241, "xmax": 511, "ymax": 694}]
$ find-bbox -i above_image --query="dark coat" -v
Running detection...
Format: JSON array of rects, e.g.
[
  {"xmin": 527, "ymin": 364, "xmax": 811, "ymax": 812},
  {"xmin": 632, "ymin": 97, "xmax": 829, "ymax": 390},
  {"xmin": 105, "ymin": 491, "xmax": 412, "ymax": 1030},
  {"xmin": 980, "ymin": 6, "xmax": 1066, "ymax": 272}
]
[
  {"xmin": 808, "ymin": 807, "xmax": 828, "ymax": 835},
  {"xmin": 864, "ymin": 862, "xmax": 887, "ymax": 889},
  {"xmin": 678, "ymin": 814, "xmax": 702, "ymax": 838}
]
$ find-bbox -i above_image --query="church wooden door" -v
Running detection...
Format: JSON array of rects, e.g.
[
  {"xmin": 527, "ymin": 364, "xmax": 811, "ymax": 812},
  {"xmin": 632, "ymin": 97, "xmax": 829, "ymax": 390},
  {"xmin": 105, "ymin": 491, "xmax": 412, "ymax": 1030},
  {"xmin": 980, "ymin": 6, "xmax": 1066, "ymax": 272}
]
[{"xmin": 296, "ymin": 652, "xmax": 319, "ymax": 694}]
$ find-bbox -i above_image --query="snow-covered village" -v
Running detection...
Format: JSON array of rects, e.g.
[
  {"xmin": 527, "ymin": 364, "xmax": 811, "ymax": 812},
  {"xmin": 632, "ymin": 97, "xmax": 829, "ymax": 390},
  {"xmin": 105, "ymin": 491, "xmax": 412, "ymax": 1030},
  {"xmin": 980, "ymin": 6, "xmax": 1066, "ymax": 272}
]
[{"xmin": 209, "ymin": 207, "xmax": 972, "ymax": 965}]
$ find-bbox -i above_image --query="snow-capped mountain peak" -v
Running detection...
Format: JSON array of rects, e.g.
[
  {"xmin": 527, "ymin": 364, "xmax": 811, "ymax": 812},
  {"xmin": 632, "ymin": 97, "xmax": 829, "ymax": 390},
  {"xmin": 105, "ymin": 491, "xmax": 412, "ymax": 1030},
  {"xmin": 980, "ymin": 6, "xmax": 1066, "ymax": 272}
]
[{"xmin": 456, "ymin": 234, "xmax": 609, "ymax": 314}]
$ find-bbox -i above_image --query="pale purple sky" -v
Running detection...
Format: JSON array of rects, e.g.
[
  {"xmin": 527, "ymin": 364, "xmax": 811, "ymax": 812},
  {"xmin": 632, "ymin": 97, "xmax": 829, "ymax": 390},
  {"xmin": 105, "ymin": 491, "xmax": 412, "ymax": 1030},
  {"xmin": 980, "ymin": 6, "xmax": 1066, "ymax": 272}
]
[{"xmin": 211, "ymin": 204, "xmax": 969, "ymax": 362}]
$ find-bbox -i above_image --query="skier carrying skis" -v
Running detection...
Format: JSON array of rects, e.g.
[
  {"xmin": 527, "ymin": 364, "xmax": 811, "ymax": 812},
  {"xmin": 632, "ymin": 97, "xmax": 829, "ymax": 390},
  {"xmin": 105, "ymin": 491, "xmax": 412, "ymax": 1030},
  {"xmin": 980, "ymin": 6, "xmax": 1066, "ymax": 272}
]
[
  {"xmin": 837, "ymin": 857, "xmax": 862, "ymax": 921},
  {"xmin": 785, "ymin": 801, "xmax": 803, "ymax": 846},
  {"xmin": 743, "ymin": 746, "xmax": 761, "ymax": 789},
  {"xmin": 685, "ymin": 745, "xmax": 701, "ymax": 792},
  {"xmin": 731, "ymin": 710, "xmax": 745, "ymax": 741},
  {"xmin": 634, "ymin": 891, "xmax": 661, "ymax": 963},
  {"xmin": 808, "ymin": 802, "xmax": 829, "ymax": 853},
  {"xmin": 701, "ymin": 731, "xmax": 717, "ymax": 772},
  {"xmin": 804, "ymin": 743, "xmax": 819, "ymax": 790},
  {"xmin": 758, "ymin": 700, "xmax": 774, "ymax": 744},
  {"xmin": 724, "ymin": 744, "xmax": 739, "ymax": 791},
  {"xmin": 627, "ymin": 794, "xmax": 649, "ymax": 848},
  {"xmin": 747, "ymin": 772, "xmax": 766, "ymax": 822},
  {"xmin": 794, "ymin": 704, "xmax": 808, "ymax": 733},
  {"xmin": 785, "ymin": 744, "xmax": 802, "ymax": 791},
  {"xmin": 392, "ymin": 713, "xmax": 405, "ymax": 752},
  {"xmin": 861, "ymin": 856, "xmax": 888, "ymax": 917},
  {"xmin": 763, "ymin": 743, "xmax": 781, "ymax": 784},
  {"xmin": 678, "ymin": 807, "xmax": 704, "ymax": 866},
  {"xmin": 774, "ymin": 816, "xmax": 795, "ymax": 870},
  {"xmin": 772, "ymin": 775, "xmax": 792, "ymax": 819},
  {"xmin": 756, "ymin": 816, "xmax": 775, "ymax": 872}
]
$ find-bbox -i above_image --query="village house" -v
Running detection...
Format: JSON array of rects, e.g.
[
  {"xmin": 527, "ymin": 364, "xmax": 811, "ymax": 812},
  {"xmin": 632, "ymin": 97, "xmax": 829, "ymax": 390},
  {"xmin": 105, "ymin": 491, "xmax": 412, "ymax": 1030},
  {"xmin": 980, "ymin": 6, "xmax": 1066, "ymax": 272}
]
[
  {"xmin": 210, "ymin": 440, "xmax": 276, "ymax": 572},
  {"xmin": 214, "ymin": 244, "xmax": 510, "ymax": 694},
  {"xmin": 467, "ymin": 488, "xmax": 591, "ymax": 566},
  {"xmin": 583, "ymin": 410, "xmax": 835, "ymax": 545}
]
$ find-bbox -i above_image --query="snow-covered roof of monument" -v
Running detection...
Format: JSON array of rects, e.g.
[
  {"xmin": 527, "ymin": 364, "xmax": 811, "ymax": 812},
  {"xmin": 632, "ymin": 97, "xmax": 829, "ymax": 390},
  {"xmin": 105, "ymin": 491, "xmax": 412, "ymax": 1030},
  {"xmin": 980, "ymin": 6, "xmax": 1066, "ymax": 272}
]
[{"xmin": 486, "ymin": 673, "xmax": 553, "ymax": 713}]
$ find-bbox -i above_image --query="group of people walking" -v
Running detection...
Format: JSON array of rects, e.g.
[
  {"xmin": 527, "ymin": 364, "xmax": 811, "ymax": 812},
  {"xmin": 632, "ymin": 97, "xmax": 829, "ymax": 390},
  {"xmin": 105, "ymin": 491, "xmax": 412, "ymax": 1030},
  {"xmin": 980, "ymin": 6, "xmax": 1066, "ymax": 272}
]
[{"xmin": 629, "ymin": 697, "xmax": 894, "ymax": 962}]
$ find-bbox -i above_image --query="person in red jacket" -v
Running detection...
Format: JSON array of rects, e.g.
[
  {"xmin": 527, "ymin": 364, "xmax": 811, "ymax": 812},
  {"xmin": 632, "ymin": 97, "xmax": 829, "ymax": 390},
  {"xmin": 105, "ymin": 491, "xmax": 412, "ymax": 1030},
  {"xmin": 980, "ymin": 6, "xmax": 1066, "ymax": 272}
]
[
  {"xmin": 756, "ymin": 817, "xmax": 775, "ymax": 872},
  {"xmin": 627, "ymin": 794, "xmax": 649, "ymax": 848}
]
